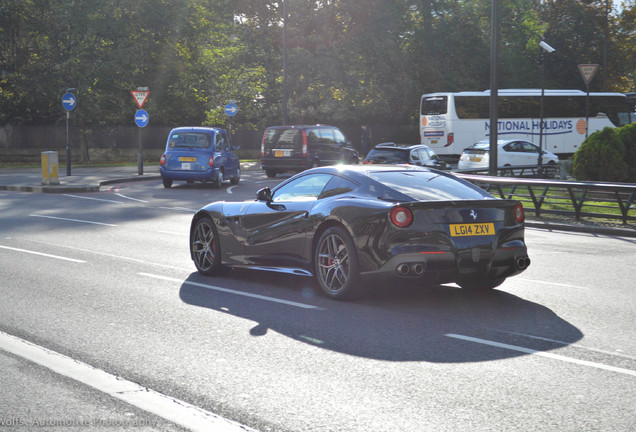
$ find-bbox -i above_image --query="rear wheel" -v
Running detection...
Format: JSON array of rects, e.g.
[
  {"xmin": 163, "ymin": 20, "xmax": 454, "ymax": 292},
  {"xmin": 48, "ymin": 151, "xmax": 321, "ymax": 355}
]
[
  {"xmin": 162, "ymin": 178, "xmax": 173, "ymax": 188},
  {"xmin": 230, "ymin": 167, "xmax": 241, "ymax": 185},
  {"xmin": 314, "ymin": 227, "xmax": 360, "ymax": 300},
  {"xmin": 265, "ymin": 170, "xmax": 277, "ymax": 178},
  {"xmin": 213, "ymin": 170, "xmax": 224, "ymax": 188},
  {"xmin": 458, "ymin": 277, "xmax": 505, "ymax": 291},
  {"xmin": 191, "ymin": 217, "xmax": 225, "ymax": 275}
]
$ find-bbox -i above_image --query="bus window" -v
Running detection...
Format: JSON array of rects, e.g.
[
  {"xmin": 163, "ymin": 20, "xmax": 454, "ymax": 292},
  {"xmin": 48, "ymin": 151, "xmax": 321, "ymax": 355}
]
[{"xmin": 421, "ymin": 96, "xmax": 448, "ymax": 115}]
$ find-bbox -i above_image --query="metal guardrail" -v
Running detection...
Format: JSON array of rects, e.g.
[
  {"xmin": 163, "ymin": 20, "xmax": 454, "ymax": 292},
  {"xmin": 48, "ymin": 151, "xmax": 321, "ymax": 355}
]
[{"xmin": 454, "ymin": 172, "xmax": 636, "ymax": 224}]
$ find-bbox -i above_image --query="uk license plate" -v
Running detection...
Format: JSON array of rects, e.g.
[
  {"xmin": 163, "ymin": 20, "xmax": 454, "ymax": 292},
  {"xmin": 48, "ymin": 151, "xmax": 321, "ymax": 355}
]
[
  {"xmin": 449, "ymin": 223, "xmax": 495, "ymax": 237},
  {"xmin": 470, "ymin": 156, "xmax": 482, "ymax": 162},
  {"xmin": 274, "ymin": 150, "xmax": 291, "ymax": 157},
  {"xmin": 179, "ymin": 156, "xmax": 196, "ymax": 162}
]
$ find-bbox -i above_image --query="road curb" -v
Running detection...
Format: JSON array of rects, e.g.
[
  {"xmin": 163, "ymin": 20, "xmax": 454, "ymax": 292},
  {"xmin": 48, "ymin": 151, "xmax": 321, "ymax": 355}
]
[{"xmin": 525, "ymin": 220, "xmax": 636, "ymax": 237}]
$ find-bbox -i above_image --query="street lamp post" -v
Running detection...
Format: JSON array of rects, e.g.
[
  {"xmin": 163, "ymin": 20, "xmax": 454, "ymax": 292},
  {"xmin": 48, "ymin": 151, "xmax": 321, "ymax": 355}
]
[{"xmin": 538, "ymin": 41, "xmax": 555, "ymax": 176}]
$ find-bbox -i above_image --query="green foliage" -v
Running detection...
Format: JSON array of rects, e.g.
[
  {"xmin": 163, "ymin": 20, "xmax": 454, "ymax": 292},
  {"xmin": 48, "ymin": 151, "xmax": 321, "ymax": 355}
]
[
  {"xmin": 615, "ymin": 123, "xmax": 636, "ymax": 182},
  {"xmin": 572, "ymin": 127, "xmax": 628, "ymax": 182},
  {"xmin": 1, "ymin": 0, "xmax": 634, "ymax": 136}
]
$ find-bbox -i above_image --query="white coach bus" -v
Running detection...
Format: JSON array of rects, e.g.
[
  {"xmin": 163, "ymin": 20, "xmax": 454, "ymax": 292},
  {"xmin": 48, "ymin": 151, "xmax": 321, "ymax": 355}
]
[{"xmin": 420, "ymin": 89, "xmax": 632, "ymax": 160}]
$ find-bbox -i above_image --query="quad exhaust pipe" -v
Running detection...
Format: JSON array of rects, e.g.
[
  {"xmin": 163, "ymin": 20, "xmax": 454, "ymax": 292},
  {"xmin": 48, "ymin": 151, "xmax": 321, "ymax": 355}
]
[{"xmin": 396, "ymin": 263, "xmax": 425, "ymax": 277}]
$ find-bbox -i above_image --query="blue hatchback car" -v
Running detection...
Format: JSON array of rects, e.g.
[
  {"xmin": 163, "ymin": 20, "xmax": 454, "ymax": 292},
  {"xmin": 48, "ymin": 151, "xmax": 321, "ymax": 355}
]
[{"xmin": 160, "ymin": 127, "xmax": 241, "ymax": 188}]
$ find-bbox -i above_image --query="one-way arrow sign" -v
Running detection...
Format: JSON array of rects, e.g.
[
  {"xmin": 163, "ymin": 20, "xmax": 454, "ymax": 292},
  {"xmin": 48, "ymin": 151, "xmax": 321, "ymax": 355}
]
[
  {"xmin": 135, "ymin": 109, "xmax": 149, "ymax": 127},
  {"xmin": 225, "ymin": 103, "xmax": 238, "ymax": 116},
  {"xmin": 62, "ymin": 93, "xmax": 77, "ymax": 111}
]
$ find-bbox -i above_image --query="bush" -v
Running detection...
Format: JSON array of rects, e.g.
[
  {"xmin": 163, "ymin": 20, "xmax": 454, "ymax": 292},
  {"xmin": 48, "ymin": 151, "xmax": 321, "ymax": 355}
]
[
  {"xmin": 572, "ymin": 127, "xmax": 628, "ymax": 182},
  {"xmin": 615, "ymin": 123, "xmax": 636, "ymax": 183}
]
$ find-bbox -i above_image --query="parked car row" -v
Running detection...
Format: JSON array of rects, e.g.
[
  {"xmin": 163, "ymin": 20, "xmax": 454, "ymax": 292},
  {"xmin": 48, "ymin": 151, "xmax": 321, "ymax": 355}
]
[{"xmin": 159, "ymin": 125, "xmax": 560, "ymax": 188}]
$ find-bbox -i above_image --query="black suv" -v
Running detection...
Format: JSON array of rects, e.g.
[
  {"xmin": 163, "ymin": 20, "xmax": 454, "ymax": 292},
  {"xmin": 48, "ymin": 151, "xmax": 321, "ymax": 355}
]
[
  {"xmin": 260, "ymin": 125, "xmax": 359, "ymax": 177},
  {"xmin": 363, "ymin": 143, "xmax": 449, "ymax": 170}
]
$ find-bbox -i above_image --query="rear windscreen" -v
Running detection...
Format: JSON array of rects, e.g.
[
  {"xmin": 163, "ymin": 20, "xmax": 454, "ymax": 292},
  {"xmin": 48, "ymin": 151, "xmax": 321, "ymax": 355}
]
[
  {"xmin": 421, "ymin": 96, "xmax": 448, "ymax": 116},
  {"xmin": 264, "ymin": 129, "xmax": 300, "ymax": 150},
  {"xmin": 368, "ymin": 170, "xmax": 493, "ymax": 201},
  {"xmin": 366, "ymin": 149, "xmax": 409, "ymax": 163},
  {"xmin": 168, "ymin": 132, "xmax": 211, "ymax": 149}
]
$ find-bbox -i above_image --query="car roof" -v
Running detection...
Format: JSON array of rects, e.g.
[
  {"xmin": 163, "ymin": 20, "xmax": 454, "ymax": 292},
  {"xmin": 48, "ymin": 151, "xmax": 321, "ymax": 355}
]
[
  {"xmin": 170, "ymin": 126, "xmax": 225, "ymax": 134},
  {"xmin": 264, "ymin": 124, "xmax": 337, "ymax": 130},
  {"xmin": 372, "ymin": 142, "xmax": 432, "ymax": 150}
]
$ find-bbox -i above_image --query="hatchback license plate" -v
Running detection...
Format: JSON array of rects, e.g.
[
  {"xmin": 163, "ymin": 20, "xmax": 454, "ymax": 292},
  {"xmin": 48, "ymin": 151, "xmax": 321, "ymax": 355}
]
[
  {"xmin": 179, "ymin": 156, "xmax": 197, "ymax": 162},
  {"xmin": 469, "ymin": 156, "xmax": 482, "ymax": 162},
  {"xmin": 449, "ymin": 223, "xmax": 495, "ymax": 237}
]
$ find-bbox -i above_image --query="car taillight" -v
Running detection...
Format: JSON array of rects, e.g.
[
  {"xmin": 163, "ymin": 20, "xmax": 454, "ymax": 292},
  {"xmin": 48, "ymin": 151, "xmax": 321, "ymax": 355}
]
[
  {"xmin": 160, "ymin": 154, "xmax": 166, "ymax": 166},
  {"xmin": 390, "ymin": 206, "xmax": 413, "ymax": 228},
  {"xmin": 302, "ymin": 130, "xmax": 308, "ymax": 157},
  {"xmin": 209, "ymin": 156, "xmax": 214, "ymax": 167},
  {"xmin": 514, "ymin": 203, "xmax": 524, "ymax": 223},
  {"xmin": 261, "ymin": 134, "xmax": 266, "ymax": 157}
]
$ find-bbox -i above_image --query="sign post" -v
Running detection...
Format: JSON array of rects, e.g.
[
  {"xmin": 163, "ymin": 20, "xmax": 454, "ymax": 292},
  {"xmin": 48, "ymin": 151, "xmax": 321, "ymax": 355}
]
[
  {"xmin": 132, "ymin": 88, "xmax": 149, "ymax": 175},
  {"xmin": 62, "ymin": 89, "xmax": 77, "ymax": 176},
  {"xmin": 578, "ymin": 64, "xmax": 599, "ymax": 138}
]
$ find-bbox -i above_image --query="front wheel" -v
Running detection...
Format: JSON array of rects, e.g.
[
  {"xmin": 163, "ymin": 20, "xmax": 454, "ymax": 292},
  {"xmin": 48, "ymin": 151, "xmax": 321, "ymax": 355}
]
[
  {"xmin": 314, "ymin": 227, "xmax": 360, "ymax": 300},
  {"xmin": 191, "ymin": 217, "xmax": 225, "ymax": 275}
]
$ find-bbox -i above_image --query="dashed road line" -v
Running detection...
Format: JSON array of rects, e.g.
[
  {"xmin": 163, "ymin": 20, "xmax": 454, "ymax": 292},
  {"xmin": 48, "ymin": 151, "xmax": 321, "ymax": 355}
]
[{"xmin": 446, "ymin": 333, "xmax": 636, "ymax": 377}]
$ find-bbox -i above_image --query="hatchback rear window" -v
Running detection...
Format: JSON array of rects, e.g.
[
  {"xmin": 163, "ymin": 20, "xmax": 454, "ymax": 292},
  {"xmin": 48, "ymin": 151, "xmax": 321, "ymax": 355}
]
[
  {"xmin": 366, "ymin": 149, "xmax": 409, "ymax": 163},
  {"xmin": 168, "ymin": 133, "xmax": 211, "ymax": 149},
  {"xmin": 264, "ymin": 129, "xmax": 300, "ymax": 150},
  {"xmin": 369, "ymin": 171, "xmax": 493, "ymax": 201}
]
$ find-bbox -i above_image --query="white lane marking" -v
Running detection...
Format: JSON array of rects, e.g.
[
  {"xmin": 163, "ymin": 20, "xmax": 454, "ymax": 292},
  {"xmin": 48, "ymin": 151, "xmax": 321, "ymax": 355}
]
[
  {"xmin": 158, "ymin": 230, "xmax": 185, "ymax": 236},
  {"xmin": 494, "ymin": 330, "xmax": 636, "ymax": 360},
  {"xmin": 64, "ymin": 194, "xmax": 123, "ymax": 204},
  {"xmin": 157, "ymin": 206, "xmax": 197, "ymax": 213},
  {"xmin": 114, "ymin": 193, "xmax": 149, "ymax": 203},
  {"xmin": 227, "ymin": 186, "xmax": 237, "ymax": 194},
  {"xmin": 140, "ymin": 273, "xmax": 323, "ymax": 310},
  {"xmin": 0, "ymin": 331, "xmax": 257, "ymax": 432},
  {"xmin": 0, "ymin": 245, "xmax": 86, "ymax": 263},
  {"xmin": 516, "ymin": 277, "xmax": 588, "ymax": 289},
  {"xmin": 30, "ymin": 214, "xmax": 117, "ymax": 227},
  {"xmin": 25, "ymin": 240, "xmax": 191, "ymax": 272},
  {"xmin": 446, "ymin": 334, "xmax": 636, "ymax": 377}
]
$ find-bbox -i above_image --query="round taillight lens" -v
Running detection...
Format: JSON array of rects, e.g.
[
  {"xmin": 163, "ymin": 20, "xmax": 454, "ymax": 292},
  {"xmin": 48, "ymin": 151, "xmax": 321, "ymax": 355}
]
[
  {"xmin": 160, "ymin": 154, "xmax": 166, "ymax": 166},
  {"xmin": 514, "ymin": 203, "xmax": 524, "ymax": 223},
  {"xmin": 208, "ymin": 156, "xmax": 214, "ymax": 167},
  {"xmin": 390, "ymin": 206, "xmax": 413, "ymax": 228}
]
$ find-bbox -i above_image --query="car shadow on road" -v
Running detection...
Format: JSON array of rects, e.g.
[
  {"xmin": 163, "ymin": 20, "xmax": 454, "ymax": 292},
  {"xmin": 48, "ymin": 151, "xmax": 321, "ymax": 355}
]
[{"xmin": 178, "ymin": 269, "xmax": 583, "ymax": 363}]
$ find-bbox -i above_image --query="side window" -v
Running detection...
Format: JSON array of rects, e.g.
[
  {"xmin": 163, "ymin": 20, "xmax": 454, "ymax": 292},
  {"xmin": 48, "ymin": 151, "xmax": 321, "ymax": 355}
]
[
  {"xmin": 272, "ymin": 174, "xmax": 332, "ymax": 202},
  {"xmin": 319, "ymin": 175, "xmax": 358, "ymax": 199},
  {"xmin": 333, "ymin": 129, "xmax": 346, "ymax": 145},
  {"xmin": 318, "ymin": 128, "xmax": 335, "ymax": 144},
  {"xmin": 504, "ymin": 142, "xmax": 519, "ymax": 152},
  {"xmin": 306, "ymin": 129, "xmax": 320, "ymax": 144},
  {"xmin": 220, "ymin": 133, "xmax": 229, "ymax": 151},
  {"xmin": 523, "ymin": 142, "xmax": 539, "ymax": 153},
  {"xmin": 411, "ymin": 150, "xmax": 420, "ymax": 161}
]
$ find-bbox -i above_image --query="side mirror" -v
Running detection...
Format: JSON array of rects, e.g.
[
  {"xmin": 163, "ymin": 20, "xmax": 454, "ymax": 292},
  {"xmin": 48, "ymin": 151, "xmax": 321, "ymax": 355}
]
[{"xmin": 256, "ymin": 187, "xmax": 272, "ymax": 202}]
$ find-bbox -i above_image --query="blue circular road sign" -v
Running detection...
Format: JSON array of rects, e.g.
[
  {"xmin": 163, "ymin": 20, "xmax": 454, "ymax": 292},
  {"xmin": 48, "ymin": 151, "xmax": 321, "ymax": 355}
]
[
  {"xmin": 62, "ymin": 93, "xmax": 77, "ymax": 111},
  {"xmin": 135, "ymin": 109, "xmax": 149, "ymax": 127},
  {"xmin": 224, "ymin": 103, "xmax": 238, "ymax": 117}
]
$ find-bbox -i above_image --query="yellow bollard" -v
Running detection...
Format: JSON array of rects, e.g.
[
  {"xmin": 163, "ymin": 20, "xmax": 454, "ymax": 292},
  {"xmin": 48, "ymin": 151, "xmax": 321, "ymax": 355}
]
[{"xmin": 41, "ymin": 151, "xmax": 60, "ymax": 185}]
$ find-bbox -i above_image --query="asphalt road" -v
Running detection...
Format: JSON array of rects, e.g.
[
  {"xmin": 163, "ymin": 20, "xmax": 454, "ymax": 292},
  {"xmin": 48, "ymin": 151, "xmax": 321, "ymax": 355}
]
[{"xmin": 1, "ymin": 171, "xmax": 635, "ymax": 432}]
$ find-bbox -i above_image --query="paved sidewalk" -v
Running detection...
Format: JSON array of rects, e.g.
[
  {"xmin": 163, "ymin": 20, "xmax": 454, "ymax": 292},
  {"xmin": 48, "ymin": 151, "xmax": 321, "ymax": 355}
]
[
  {"xmin": 1, "ymin": 163, "xmax": 634, "ymax": 237},
  {"xmin": 0, "ymin": 161, "xmax": 260, "ymax": 193}
]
